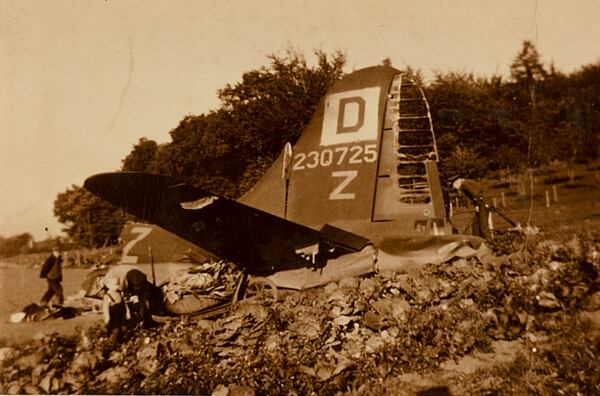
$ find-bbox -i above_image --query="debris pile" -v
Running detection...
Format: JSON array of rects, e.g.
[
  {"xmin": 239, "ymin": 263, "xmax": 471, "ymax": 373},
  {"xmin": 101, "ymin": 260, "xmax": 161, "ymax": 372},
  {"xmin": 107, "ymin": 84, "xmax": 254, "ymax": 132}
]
[
  {"xmin": 1, "ymin": 232, "xmax": 599, "ymax": 394},
  {"xmin": 162, "ymin": 260, "xmax": 240, "ymax": 304}
]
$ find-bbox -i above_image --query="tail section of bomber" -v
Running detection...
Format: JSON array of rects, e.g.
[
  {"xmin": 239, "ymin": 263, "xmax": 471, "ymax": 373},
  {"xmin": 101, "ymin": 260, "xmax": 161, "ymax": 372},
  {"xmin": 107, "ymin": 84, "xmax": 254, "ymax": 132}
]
[
  {"xmin": 119, "ymin": 222, "xmax": 215, "ymax": 265},
  {"xmin": 239, "ymin": 65, "xmax": 449, "ymax": 243}
]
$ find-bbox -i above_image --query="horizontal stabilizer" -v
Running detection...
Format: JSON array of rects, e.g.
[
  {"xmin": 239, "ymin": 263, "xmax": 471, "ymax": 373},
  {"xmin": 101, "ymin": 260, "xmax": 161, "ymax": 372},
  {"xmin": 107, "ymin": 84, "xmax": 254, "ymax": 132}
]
[
  {"xmin": 84, "ymin": 172, "xmax": 331, "ymax": 274},
  {"xmin": 319, "ymin": 224, "xmax": 371, "ymax": 252}
]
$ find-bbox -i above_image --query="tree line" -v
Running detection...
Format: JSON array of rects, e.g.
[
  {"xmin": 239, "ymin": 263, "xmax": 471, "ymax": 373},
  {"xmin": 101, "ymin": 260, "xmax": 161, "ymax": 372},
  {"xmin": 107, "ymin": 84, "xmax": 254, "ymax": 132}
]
[
  {"xmin": 428, "ymin": 41, "xmax": 599, "ymax": 178},
  {"xmin": 5, "ymin": 42, "xmax": 595, "ymax": 252},
  {"xmin": 0, "ymin": 233, "xmax": 63, "ymax": 258}
]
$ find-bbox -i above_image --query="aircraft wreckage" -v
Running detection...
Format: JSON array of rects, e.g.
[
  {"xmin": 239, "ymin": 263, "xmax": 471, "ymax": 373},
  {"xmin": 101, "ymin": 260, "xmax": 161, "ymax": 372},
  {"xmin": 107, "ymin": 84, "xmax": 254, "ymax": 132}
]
[{"xmin": 83, "ymin": 65, "xmax": 488, "ymax": 316}]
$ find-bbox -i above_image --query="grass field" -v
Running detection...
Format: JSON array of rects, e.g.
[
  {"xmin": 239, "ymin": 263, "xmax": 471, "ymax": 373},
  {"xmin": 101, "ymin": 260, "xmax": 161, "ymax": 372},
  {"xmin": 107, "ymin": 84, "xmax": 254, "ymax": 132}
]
[
  {"xmin": 0, "ymin": 262, "xmax": 191, "ymax": 346},
  {"xmin": 0, "ymin": 266, "xmax": 102, "ymax": 345},
  {"xmin": 450, "ymin": 165, "xmax": 600, "ymax": 239}
]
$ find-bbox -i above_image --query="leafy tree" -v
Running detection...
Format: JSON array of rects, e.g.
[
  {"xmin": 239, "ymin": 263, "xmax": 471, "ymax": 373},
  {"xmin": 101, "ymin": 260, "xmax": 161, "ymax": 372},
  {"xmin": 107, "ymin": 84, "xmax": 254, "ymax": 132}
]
[
  {"xmin": 151, "ymin": 112, "xmax": 245, "ymax": 197},
  {"xmin": 54, "ymin": 185, "xmax": 125, "ymax": 247},
  {"xmin": 151, "ymin": 49, "xmax": 346, "ymax": 197},
  {"xmin": 428, "ymin": 40, "xmax": 597, "ymax": 177},
  {"xmin": 442, "ymin": 145, "xmax": 489, "ymax": 179},
  {"xmin": 216, "ymin": 50, "xmax": 346, "ymax": 174},
  {"xmin": 401, "ymin": 65, "xmax": 425, "ymax": 86},
  {"xmin": 426, "ymin": 72, "xmax": 519, "ymax": 176},
  {"xmin": 122, "ymin": 137, "xmax": 159, "ymax": 172},
  {"xmin": 568, "ymin": 61, "xmax": 600, "ymax": 161},
  {"xmin": 506, "ymin": 43, "xmax": 599, "ymax": 166}
]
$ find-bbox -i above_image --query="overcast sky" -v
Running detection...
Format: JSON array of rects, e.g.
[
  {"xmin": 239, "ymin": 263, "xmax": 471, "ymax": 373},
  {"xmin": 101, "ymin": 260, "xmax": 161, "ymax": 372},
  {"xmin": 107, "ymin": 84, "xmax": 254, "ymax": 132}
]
[{"xmin": 1, "ymin": 0, "xmax": 599, "ymax": 240}]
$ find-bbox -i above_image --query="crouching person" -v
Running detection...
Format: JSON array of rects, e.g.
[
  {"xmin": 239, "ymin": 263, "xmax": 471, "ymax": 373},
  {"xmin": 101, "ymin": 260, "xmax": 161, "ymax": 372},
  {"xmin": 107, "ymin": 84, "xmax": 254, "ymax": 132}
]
[
  {"xmin": 102, "ymin": 277, "xmax": 128, "ymax": 357},
  {"xmin": 101, "ymin": 265, "xmax": 155, "ymax": 357}
]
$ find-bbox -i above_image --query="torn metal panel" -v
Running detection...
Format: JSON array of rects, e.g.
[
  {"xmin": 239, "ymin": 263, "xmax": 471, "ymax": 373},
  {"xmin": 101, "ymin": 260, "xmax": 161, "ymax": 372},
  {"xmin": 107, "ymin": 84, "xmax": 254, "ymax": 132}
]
[
  {"xmin": 267, "ymin": 246, "xmax": 376, "ymax": 290},
  {"xmin": 180, "ymin": 196, "xmax": 219, "ymax": 210},
  {"xmin": 319, "ymin": 224, "xmax": 371, "ymax": 252},
  {"xmin": 376, "ymin": 235, "xmax": 490, "ymax": 274}
]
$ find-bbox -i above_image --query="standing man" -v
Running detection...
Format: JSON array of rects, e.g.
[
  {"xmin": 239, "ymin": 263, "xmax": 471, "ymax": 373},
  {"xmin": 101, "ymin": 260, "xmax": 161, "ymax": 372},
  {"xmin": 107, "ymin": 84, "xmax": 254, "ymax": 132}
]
[
  {"xmin": 40, "ymin": 246, "xmax": 64, "ymax": 306},
  {"xmin": 452, "ymin": 178, "xmax": 492, "ymax": 241}
]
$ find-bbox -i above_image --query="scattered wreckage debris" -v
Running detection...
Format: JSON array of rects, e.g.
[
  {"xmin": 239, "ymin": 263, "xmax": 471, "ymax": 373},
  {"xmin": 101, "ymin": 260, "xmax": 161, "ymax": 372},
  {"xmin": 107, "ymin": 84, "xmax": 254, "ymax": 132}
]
[
  {"xmin": 162, "ymin": 260, "xmax": 240, "ymax": 315},
  {"xmin": 79, "ymin": 234, "xmax": 488, "ymax": 321},
  {"xmin": 8, "ymin": 289, "xmax": 102, "ymax": 324},
  {"xmin": 1, "ymin": 233, "xmax": 598, "ymax": 395},
  {"xmin": 79, "ymin": 257, "xmax": 281, "ymax": 321},
  {"xmin": 9, "ymin": 304, "xmax": 80, "ymax": 323}
]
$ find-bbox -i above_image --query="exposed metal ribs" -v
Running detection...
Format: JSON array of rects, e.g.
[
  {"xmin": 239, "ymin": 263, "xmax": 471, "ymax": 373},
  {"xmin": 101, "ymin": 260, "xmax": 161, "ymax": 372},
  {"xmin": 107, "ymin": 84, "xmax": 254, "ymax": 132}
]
[{"xmin": 389, "ymin": 74, "xmax": 439, "ymax": 204}]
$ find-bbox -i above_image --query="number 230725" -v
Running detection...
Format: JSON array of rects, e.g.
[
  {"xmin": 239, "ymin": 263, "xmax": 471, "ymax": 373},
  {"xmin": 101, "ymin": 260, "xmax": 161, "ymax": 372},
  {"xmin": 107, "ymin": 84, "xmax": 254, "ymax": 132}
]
[{"xmin": 292, "ymin": 144, "xmax": 377, "ymax": 171}]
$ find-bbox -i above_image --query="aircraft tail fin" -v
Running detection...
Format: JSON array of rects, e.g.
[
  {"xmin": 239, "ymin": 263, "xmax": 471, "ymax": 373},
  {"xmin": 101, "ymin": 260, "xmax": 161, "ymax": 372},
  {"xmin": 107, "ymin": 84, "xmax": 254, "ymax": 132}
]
[{"xmin": 240, "ymin": 66, "xmax": 449, "ymax": 242}]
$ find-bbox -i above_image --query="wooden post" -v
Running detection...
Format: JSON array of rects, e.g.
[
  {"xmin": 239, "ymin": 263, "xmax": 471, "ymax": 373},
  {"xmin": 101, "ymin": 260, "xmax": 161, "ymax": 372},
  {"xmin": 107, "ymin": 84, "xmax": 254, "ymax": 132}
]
[
  {"xmin": 149, "ymin": 246, "xmax": 156, "ymax": 286},
  {"xmin": 545, "ymin": 190, "xmax": 551, "ymax": 208},
  {"xmin": 517, "ymin": 180, "xmax": 526, "ymax": 196},
  {"xmin": 569, "ymin": 169, "xmax": 574, "ymax": 184},
  {"xmin": 492, "ymin": 197, "xmax": 497, "ymax": 208},
  {"xmin": 552, "ymin": 185, "xmax": 558, "ymax": 202},
  {"xmin": 501, "ymin": 192, "xmax": 506, "ymax": 208},
  {"xmin": 455, "ymin": 197, "xmax": 459, "ymax": 209},
  {"xmin": 449, "ymin": 202, "xmax": 453, "ymax": 217}
]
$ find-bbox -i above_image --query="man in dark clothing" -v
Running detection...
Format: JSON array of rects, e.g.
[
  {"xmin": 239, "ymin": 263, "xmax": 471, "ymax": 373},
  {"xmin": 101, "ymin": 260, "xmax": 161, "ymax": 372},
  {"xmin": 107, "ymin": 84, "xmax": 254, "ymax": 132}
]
[
  {"xmin": 40, "ymin": 246, "xmax": 64, "ymax": 306},
  {"xmin": 452, "ymin": 178, "xmax": 492, "ymax": 241},
  {"xmin": 101, "ymin": 266, "xmax": 157, "ymax": 357}
]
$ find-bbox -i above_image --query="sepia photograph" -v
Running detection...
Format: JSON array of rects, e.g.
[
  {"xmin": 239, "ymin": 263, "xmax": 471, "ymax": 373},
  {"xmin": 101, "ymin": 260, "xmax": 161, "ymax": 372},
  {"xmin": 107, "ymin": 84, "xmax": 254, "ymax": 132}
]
[{"xmin": 1, "ymin": 0, "xmax": 599, "ymax": 394}]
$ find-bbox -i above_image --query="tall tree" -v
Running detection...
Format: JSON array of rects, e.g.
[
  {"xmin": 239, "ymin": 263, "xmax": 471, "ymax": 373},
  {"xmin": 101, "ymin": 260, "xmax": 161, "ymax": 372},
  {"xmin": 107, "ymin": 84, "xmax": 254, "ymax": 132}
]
[
  {"xmin": 569, "ymin": 62, "xmax": 600, "ymax": 161},
  {"xmin": 151, "ymin": 49, "xmax": 346, "ymax": 197},
  {"xmin": 509, "ymin": 40, "xmax": 549, "ymax": 166},
  {"xmin": 122, "ymin": 137, "xmax": 159, "ymax": 172},
  {"xmin": 510, "ymin": 40, "xmax": 548, "ymax": 86},
  {"xmin": 426, "ymin": 72, "xmax": 515, "ymax": 176},
  {"xmin": 216, "ymin": 49, "xmax": 346, "ymax": 162},
  {"xmin": 54, "ymin": 185, "xmax": 125, "ymax": 247}
]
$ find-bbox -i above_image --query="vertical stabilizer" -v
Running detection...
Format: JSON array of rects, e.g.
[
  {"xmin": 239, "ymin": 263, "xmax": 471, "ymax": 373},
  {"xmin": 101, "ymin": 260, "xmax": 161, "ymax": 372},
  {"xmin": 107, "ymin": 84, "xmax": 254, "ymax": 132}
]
[{"xmin": 240, "ymin": 66, "xmax": 448, "ymax": 243}]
